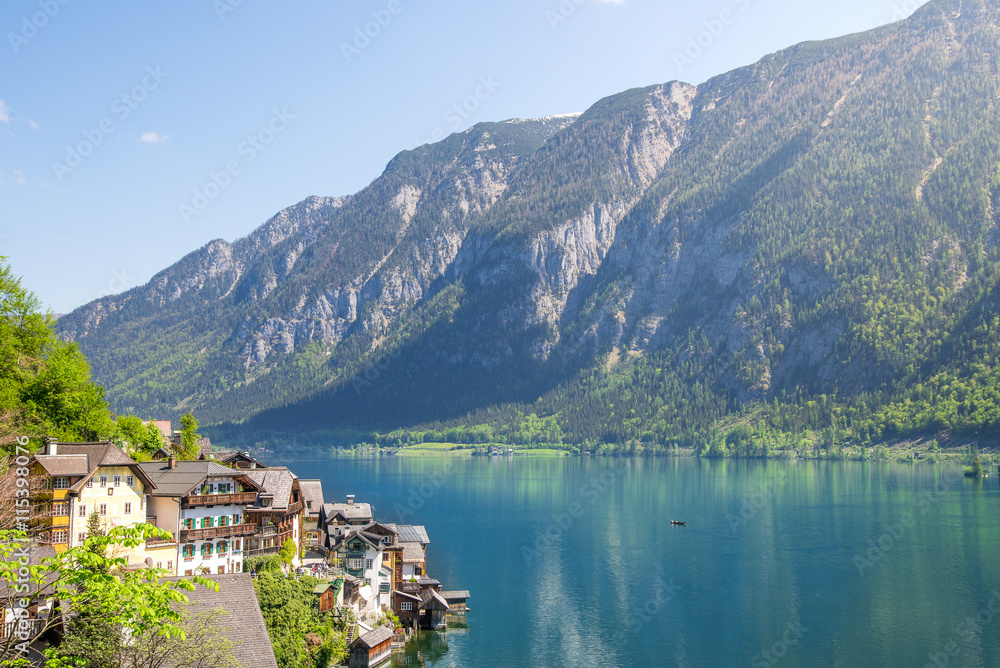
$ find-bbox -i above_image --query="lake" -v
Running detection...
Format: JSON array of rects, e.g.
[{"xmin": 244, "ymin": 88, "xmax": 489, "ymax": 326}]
[{"xmin": 270, "ymin": 454, "xmax": 1000, "ymax": 667}]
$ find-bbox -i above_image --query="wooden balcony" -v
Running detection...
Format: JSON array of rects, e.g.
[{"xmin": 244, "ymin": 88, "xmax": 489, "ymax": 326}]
[
  {"xmin": 179, "ymin": 523, "xmax": 256, "ymax": 541},
  {"xmin": 183, "ymin": 492, "xmax": 257, "ymax": 507}
]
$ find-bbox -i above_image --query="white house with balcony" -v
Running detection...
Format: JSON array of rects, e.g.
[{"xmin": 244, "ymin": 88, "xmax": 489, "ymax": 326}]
[{"xmin": 137, "ymin": 459, "xmax": 263, "ymax": 576}]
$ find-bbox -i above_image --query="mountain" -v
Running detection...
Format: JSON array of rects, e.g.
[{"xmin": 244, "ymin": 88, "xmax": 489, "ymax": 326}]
[{"xmin": 60, "ymin": 0, "xmax": 1000, "ymax": 450}]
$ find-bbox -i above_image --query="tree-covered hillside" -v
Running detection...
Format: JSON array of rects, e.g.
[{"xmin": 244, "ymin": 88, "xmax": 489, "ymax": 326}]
[{"xmin": 60, "ymin": 0, "xmax": 1000, "ymax": 452}]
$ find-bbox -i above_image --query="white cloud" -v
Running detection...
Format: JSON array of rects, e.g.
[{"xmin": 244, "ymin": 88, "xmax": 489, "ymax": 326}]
[
  {"xmin": 28, "ymin": 119, "xmax": 39, "ymax": 130},
  {"xmin": 0, "ymin": 100, "xmax": 10, "ymax": 124},
  {"xmin": 139, "ymin": 131, "xmax": 169, "ymax": 143},
  {"xmin": 13, "ymin": 170, "xmax": 25, "ymax": 186}
]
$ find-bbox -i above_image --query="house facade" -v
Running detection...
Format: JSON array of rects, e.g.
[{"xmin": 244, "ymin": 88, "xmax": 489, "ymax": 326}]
[
  {"xmin": 298, "ymin": 479, "xmax": 325, "ymax": 548},
  {"xmin": 31, "ymin": 441, "xmax": 154, "ymax": 562},
  {"xmin": 138, "ymin": 459, "xmax": 262, "ymax": 576},
  {"xmin": 243, "ymin": 467, "xmax": 304, "ymax": 565}
]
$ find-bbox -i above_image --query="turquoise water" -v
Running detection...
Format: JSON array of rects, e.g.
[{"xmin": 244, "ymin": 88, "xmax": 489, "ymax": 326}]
[{"xmin": 272, "ymin": 455, "xmax": 1000, "ymax": 667}]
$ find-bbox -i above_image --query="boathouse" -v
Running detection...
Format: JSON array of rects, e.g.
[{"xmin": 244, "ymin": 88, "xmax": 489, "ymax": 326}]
[{"xmin": 348, "ymin": 625, "xmax": 393, "ymax": 668}]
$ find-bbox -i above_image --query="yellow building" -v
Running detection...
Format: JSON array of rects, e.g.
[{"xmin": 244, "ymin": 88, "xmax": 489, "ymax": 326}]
[{"xmin": 31, "ymin": 441, "xmax": 156, "ymax": 562}]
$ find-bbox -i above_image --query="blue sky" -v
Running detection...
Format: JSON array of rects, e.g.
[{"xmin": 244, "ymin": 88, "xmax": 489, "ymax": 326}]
[{"xmin": 1, "ymin": 0, "xmax": 928, "ymax": 313}]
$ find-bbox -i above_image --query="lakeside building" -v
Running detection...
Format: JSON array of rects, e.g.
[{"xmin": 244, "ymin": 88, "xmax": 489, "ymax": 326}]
[
  {"xmin": 138, "ymin": 458, "xmax": 262, "ymax": 576},
  {"xmin": 243, "ymin": 467, "xmax": 304, "ymax": 565},
  {"xmin": 299, "ymin": 479, "xmax": 326, "ymax": 547},
  {"xmin": 30, "ymin": 441, "xmax": 155, "ymax": 563}
]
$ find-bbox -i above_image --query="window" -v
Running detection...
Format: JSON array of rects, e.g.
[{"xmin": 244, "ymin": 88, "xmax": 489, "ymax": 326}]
[
  {"xmin": 99, "ymin": 476, "xmax": 108, "ymax": 488},
  {"xmin": 232, "ymin": 513, "xmax": 239, "ymax": 526},
  {"xmin": 218, "ymin": 541, "xmax": 228, "ymax": 554},
  {"xmin": 363, "ymin": 578, "xmax": 371, "ymax": 587},
  {"xmin": 306, "ymin": 501, "xmax": 312, "ymax": 509},
  {"xmin": 217, "ymin": 566, "xmax": 225, "ymax": 574},
  {"xmin": 365, "ymin": 559, "xmax": 374, "ymax": 570},
  {"xmin": 183, "ymin": 545, "xmax": 195, "ymax": 558},
  {"xmin": 126, "ymin": 475, "xmax": 134, "ymax": 487},
  {"xmin": 401, "ymin": 602, "xmax": 413, "ymax": 611},
  {"xmin": 53, "ymin": 477, "xmax": 69, "ymax": 489},
  {"xmin": 348, "ymin": 559, "xmax": 363, "ymax": 570},
  {"xmin": 77, "ymin": 532, "xmax": 86, "ymax": 544},
  {"xmin": 183, "ymin": 518, "xmax": 194, "ymax": 530},
  {"xmin": 184, "ymin": 569, "xmax": 193, "ymax": 576},
  {"xmin": 167, "ymin": 560, "xmax": 173, "ymax": 571},
  {"xmin": 52, "ymin": 530, "xmax": 67, "ymax": 544},
  {"xmin": 113, "ymin": 475, "xmax": 121, "ymax": 487},
  {"xmin": 202, "ymin": 543, "xmax": 213, "ymax": 557},
  {"xmin": 124, "ymin": 502, "xmax": 132, "ymax": 515},
  {"xmin": 233, "ymin": 539, "xmax": 241, "ymax": 551},
  {"xmin": 52, "ymin": 502, "xmax": 68, "ymax": 516},
  {"xmin": 78, "ymin": 504, "xmax": 87, "ymax": 518},
  {"xmin": 98, "ymin": 504, "xmax": 107, "ymax": 517},
  {"xmin": 203, "ymin": 517, "xmax": 214, "ymax": 529},
  {"xmin": 85, "ymin": 479, "xmax": 93, "ymax": 488},
  {"xmin": 219, "ymin": 515, "xmax": 228, "ymax": 527}
]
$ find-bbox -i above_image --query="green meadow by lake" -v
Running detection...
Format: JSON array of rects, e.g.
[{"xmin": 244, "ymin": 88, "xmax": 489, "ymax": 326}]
[{"xmin": 272, "ymin": 454, "xmax": 1000, "ymax": 667}]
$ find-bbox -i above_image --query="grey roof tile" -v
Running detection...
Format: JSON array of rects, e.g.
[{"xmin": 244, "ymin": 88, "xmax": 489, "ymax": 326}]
[{"xmin": 165, "ymin": 573, "xmax": 278, "ymax": 668}]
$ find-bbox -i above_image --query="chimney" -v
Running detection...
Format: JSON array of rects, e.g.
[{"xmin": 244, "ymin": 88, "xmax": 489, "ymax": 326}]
[
  {"xmin": 346, "ymin": 494, "xmax": 355, "ymax": 506},
  {"xmin": 168, "ymin": 456, "xmax": 176, "ymax": 470},
  {"xmin": 48, "ymin": 440, "xmax": 58, "ymax": 456}
]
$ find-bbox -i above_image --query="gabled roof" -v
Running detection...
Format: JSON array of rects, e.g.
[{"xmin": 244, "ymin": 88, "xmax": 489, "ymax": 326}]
[
  {"xmin": 322, "ymin": 501, "xmax": 373, "ymax": 523},
  {"xmin": 201, "ymin": 450, "xmax": 269, "ymax": 468},
  {"xmin": 394, "ymin": 589, "xmax": 422, "ymax": 602},
  {"xmin": 440, "ymin": 590, "xmax": 471, "ymax": 601},
  {"xmin": 400, "ymin": 543, "xmax": 425, "ymax": 563},
  {"xmin": 244, "ymin": 468, "xmax": 297, "ymax": 510},
  {"xmin": 298, "ymin": 479, "xmax": 324, "ymax": 515},
  {"xmin": 419, "ymin": 589, "xmax": 450, "ymax": 611},
  {"xmin": 39, "ymin": 442, "xmax": 156, "ymax": 493},
  {"xmin": 385, "ymin": 524, "xmax": 430, "ymax": 545},
  {"xmin": 138, "ymin": 460, "xmax": 261, "ymax": 497},
  {"xmin": 165, "ymin": 574, "xmax": 278, "ymax": 668},
  {"xmin": 352, "ymin": 625, "xmax": 394, "ymax": 650},
  {"xmin": 33, "ymin": 454, "xmax": 89, "ymax": 477}
]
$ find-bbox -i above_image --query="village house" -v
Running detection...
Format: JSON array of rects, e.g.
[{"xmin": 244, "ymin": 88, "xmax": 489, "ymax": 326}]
[
  {"xmin": 384, "ymin": 524, "xmax": 430, "ymax": 581},
  {"xmin": 243, "ymin": 467, "xmax": 304, "ymax": 565},
  {"xmin": 138, "ymin": 458, "xmax": 262, "ymax": 576},
  {"xmin": 31, "ymin": 441, "xmax": 155, "ymax": 563},
  {"xmin": 327, "ymin": 524, "xmax": 395, "ymax": 617},
  {"xmin": 348, "ymin": 625, "xmax": 393, "ymax": 668},
  {"xmin": 199, "ymin": 450, "xmax": 268, "ymax": 469},
  {"xmin": 319, "ymin": 495, "xmax": 374, "ymax": 536},
  {"xmin": 298, "ymin": 479, "xmax": 325, "ymax": 548}
]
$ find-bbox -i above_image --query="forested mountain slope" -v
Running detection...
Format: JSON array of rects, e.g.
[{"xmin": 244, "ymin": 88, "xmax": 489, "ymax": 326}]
[{"xmin": 60, "ymin": 0, "xmax": 1000, "ymax": 450}]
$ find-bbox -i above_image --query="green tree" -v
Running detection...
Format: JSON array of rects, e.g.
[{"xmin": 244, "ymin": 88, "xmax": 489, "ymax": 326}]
[
  {"xmin": 178, "ymin": 413, "xmax": 201, "ymax": 460},
  {"xmin": 0, "ymin": 524, "xmax": 217, "ymax": 666},
  {"xmin": 279, "ymin": 538, "xmax": 297, "ymax": 566}
]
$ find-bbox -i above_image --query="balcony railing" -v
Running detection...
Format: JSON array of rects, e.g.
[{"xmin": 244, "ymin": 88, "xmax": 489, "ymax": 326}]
[
  {"xmin": 246, "ymin": 546, "xmax": 280, "ymax": 558},
  {"xmin": 184, "ymin": 492, "xmax": 257, "ymax": 507},
  {"xmin": 179, "ymin": 523, "xmax": 256, "ymax": 542},
  {"xmin": 1, "ymin": 618, "xmax": 46, "ymax": 640}
]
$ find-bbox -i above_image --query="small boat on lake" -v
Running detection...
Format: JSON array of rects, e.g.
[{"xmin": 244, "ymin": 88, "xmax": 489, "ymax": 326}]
[{"xmin": 671, "ymin": 520, "xmax": 686, "ymax": 526}]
